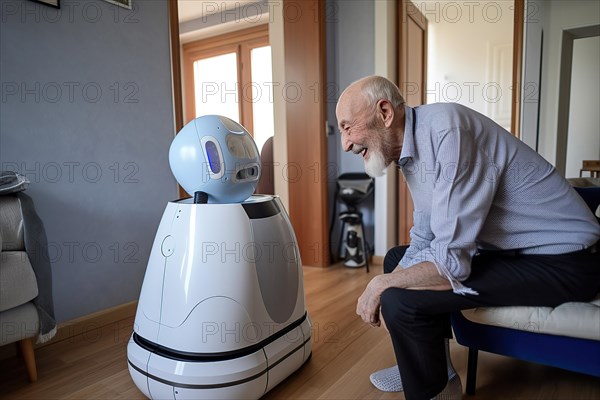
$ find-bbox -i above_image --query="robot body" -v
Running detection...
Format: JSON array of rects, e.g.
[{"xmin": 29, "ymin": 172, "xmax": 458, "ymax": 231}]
[
  {"xmin": 127, "ymin": 115, "xmax": 312, "ymax": 399},
  {"xmin": 128, "ymin": 196, "xmax": 312, "ymax": 399}
]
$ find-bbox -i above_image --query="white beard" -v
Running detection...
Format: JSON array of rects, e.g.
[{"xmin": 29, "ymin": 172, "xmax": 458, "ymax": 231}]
[{"xmin": 364, "ymin": 148, "xmax": 388, "ymax": 177}]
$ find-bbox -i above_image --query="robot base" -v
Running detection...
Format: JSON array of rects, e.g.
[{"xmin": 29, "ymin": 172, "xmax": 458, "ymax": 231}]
[{"xmin": 128, "ymin": 315, "xmax": 312, "ymax": 400}]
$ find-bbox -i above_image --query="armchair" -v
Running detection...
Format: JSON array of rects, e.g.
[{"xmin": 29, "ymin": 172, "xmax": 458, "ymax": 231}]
[
  {"xmin": 451, "ymin": 182, "xmax": 600, "ymax": 394},
  {"xmin": 0, "ymin": 172, "xmax": 56, "ymax": 381},
  {"xmin": 255, "ymin": 136, "xmax": 274, "ymax": 195}
]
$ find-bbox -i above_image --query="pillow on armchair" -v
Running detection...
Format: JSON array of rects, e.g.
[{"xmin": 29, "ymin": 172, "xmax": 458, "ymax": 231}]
[
  {"xmin": 0, "ymin": 171, "xmax": 29, "ymax": 194},
  {"xmin": 0, "ymin": 175, "xmax": 56, "ymax": 382}
]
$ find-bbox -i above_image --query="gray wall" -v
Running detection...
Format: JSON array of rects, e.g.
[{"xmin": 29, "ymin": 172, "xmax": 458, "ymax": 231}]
[
  {"xmin": 326, "ymin": 0, "xmax": 375, "ymax": 258},
  {"xmin": 330, "ymin": 0, "xmax": 375, "ymax": 174},
  {"xmin": 0, "ymin": 0, "xmax": 178, "ymax": 322}
]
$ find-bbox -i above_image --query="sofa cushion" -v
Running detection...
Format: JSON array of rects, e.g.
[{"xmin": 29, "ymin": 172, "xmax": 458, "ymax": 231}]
[
  {"xmin": 0, "ymin": 195, "xmax": 25, "ymax": 251},
  {"xmin": 0, "ymin": 302, "xmax": 39, "ymax": 346},
  {"xmin": 567, "ymin": 177, "xmax": 600, "ymax": 188},
  {"xmin": 0, "ymin": 171, "xmax": 29, "ymax": 194},
  {"xmin": 461, "ymin": 294, "xmax": 600, "ymax": 341},
  {"xmin": 0, "ymin": 251, "xmax": 39, "ymax": 312}
]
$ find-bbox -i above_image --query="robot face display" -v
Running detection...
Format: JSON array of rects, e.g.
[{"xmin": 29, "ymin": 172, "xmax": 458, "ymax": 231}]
[{"xmin": 169, "ymin": 115, "xmax": 261, "ymax": 203}]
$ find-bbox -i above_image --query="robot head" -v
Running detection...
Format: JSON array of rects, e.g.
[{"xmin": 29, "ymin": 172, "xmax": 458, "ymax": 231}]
[{"xmin": 169, "ymin": 115, "xmax": 261, "ymax": 203}]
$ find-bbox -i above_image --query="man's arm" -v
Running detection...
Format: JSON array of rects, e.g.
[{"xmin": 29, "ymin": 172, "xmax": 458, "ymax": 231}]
[
  {"xmin": 356, "ymin": 261, "xmax": 451, "ymax": 326},
  {"xmin": 397, "ymin": 127, "xmax": 498, "ymax": 293}
]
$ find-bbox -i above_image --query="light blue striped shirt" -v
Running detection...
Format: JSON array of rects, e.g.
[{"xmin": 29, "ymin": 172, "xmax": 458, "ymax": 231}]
[{"xmin": 398, "ymin": 103, "xmax": 600, "ymax": 295}]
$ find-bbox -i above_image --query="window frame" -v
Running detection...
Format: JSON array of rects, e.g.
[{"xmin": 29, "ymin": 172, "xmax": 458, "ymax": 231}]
[{"xmin": 182, "ymin": 24, "xmax": 270, "ymax": 137}]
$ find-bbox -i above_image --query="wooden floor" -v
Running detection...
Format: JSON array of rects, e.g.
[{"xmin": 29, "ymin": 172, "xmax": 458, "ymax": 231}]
[{"xmin": 2, "ymin": 264, "xmax": 599, "ymax": 399}]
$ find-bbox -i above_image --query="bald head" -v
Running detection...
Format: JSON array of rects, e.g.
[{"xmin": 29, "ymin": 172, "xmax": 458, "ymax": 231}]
[
  {"xmin": 336, "ymin": 76, "xmax": 407, "ymax": 177},
  {"xmin": 337, "ymin": 76, "xmax": 405, "ymax": 116}
]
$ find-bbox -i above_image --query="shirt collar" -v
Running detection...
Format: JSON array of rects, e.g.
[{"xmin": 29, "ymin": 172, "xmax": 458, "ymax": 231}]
[{"xmin": 398, "ymin": 105, "xmax": 415, "ymax": 167}]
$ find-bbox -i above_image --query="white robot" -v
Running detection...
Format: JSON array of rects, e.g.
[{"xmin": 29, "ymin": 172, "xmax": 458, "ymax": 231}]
[{"xmin": 127, "ymin": 116, "xmax": 312, "ymax": 400}]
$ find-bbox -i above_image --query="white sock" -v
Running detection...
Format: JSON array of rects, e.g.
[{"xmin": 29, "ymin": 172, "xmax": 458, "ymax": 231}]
[
  {"xmin": 432, "ymin": 342, "xmax": 462, "ymax": 399},
  {"xmin": 430, "ymin": 374, "xmax": 462, "ymax": 400},
  {"xmin": 445, "ymin": 338, "xmax": 457, "ymax": 379},
  {"xmin": 370, "ymin": 339, "xmax": 457, "ymax": 392},
  {"xmin": 369, "ymin": 365, "xmax": 403, "ymax": 392}
]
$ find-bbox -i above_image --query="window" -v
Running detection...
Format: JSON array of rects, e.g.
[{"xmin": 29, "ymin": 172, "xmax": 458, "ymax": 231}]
[
  {"xmin": 193, "ymin": 52, "xmax": 240, "ymax": 122},
  {"xmin": 183, "ymin": 25, "xmax": 274, "ymax": 153}
]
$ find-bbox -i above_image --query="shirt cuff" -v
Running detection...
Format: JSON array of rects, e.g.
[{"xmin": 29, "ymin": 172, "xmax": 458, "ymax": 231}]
[{"xmin": 401, "ymin": 247, "xmax": 479, "ymax": 296}]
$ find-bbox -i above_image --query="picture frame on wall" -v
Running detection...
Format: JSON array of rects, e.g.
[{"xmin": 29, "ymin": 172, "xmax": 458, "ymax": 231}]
[
  {"xmin": 103, "ymin": 0, "xmax": 132, "ymax": 10},
  {"xmin": 32, "ymin": 0, "xmax": 60, "ymax": 8}
]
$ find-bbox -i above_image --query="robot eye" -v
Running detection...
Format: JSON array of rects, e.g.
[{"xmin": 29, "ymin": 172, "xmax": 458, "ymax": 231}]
[
  {"xmin": 227, "ymin": 135, "xmax": 246, "ymax": 158},
  {"xmin": 236, "ymin": 166, "xmax": 259, "ymax": 180},
  {"xmin": 227, "ymin": 134, "xmax": 259, "ymax": 159},
  {"xmin": 204, "ymin": 141, "xmax": 221, "ymax": 174}
]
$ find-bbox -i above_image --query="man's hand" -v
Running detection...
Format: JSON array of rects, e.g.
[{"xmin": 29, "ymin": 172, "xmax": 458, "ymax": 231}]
[
  {"xmin": 356, "ymin": 262, "xmax": 453, "ymax": 328},
  {"xmin": 356, "ymin": 275, "xmax": 389, "ymax": 327}
]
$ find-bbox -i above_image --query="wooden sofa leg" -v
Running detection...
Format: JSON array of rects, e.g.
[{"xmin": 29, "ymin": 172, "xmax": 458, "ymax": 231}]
[
  {"xmin": 19, "ymin": 338, "xmax": 38, "ymax": 382},
  {"xmin": 466, "ymin": 347, "xmax": 478, "ymax": 395}
]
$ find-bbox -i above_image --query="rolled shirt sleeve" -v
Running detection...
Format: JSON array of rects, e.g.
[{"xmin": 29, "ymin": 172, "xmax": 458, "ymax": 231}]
[
  {"xmin": 399, "ymin": 210, "xmax": 434, "ymax": 268},
  {"xmin": 401, "ymin": 127, "xmax": 499, "ymax": 295}
]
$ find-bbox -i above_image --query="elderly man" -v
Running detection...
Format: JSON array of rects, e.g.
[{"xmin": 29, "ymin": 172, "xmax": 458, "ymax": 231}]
[{"xmin": 336, "ymin": 76, "xmax": 600, "ymax": 400}]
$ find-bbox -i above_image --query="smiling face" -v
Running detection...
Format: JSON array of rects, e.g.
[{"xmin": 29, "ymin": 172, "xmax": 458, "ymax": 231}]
[{"xmin": 336, "ymin": 84, "xmax": 403, "ymax": 177}]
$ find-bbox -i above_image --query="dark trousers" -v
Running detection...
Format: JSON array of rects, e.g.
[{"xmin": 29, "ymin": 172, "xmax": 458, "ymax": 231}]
[{"xmin": 380, "ymin": 245, "xmax": 600, "ymax": 400}]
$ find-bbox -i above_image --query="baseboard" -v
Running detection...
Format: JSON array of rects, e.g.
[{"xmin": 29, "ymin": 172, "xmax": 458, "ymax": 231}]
[{"xmin": 37, "ymin": 300, "xmax": 138, "ymax": 348}]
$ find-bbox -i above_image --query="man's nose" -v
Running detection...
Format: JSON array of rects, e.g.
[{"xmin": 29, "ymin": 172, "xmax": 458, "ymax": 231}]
[{"xmin": 341, "ymin": 134, "xmax": 352, "ymax": 152}]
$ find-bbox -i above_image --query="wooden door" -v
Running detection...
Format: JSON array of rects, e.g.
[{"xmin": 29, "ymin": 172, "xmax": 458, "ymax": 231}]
[
  {"xmin": 397, "ymin": 0, "xmax": 428, "ymax": 245},
  {"xmin": 283, "ymin": 0, "xmax": 329, "ymax": 267}
]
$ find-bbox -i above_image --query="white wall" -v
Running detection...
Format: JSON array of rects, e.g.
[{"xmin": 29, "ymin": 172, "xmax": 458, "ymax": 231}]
[
  {"xmin": 520, "ymin": 0, "xmax": 547, "ymax": 151},
  {"xmin": 536, "ymin": 0, "xmax": 600, "ymax": 165},
  {"xmin": 179, "ymin": 0, "xmax": 269, "ymax": 43},
  {"xmin": 421, "ymin": 0, "xmax": 514, "ymax": 129},
  {"xmin": 565, "ymin": 36, "xmax": 600, "ymax": 178}
]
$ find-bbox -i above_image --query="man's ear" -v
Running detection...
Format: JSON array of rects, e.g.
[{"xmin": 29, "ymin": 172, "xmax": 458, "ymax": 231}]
[{"xmin": 377, "ymin": 99, "xmax": 394, "ymax": 128}]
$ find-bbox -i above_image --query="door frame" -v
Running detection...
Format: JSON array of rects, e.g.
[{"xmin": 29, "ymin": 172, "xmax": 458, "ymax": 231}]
[
  {"xmin": 397, "ymin": 0, "xmax": 428, "ymax": 245},
  {"xmin": 168, "ymin": 0, "xmax": 184, "ymax": 134},
  {"xmin": 283, "ymin": 0, "xmax": 329, "ymax": 267},
  {"xmin": 555, "ymin": 24, "xmax": 600, "ymax": 176},
  {"xmin": 168, "ymin": 0, "xmax": 186, "ymax": 199},
  {"xmin": 511, "ymin": 0, "xmax": 524, "ymax": 137}
]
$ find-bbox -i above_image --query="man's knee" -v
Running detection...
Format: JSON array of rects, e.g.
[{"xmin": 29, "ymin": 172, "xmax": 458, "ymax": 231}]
[
  {"xmin": 380, "ymin": 287, "xmax": 417, "ymax": 324},
  {"xmin": 380, "ymin": 288, "xmax": 453, "ymax": 338},
  {"xmin": 383, "ymin": 246, "xmax": 408, "ymax": 274}
]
